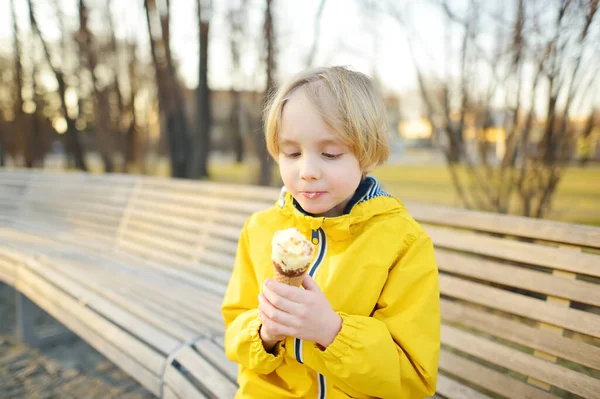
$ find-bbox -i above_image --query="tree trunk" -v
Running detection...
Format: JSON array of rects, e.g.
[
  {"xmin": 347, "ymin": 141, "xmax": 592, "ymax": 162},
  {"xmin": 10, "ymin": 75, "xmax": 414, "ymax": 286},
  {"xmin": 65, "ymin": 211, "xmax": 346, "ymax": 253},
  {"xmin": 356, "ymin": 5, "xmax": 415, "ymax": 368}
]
[
  {"xmin": 28, "ymin": 0, "xmax": 87, "ymax": 171},
  {"xmin": 11, "ymin": 0, "xmax": 34, "ymax": 168},
  {"xmin": 188, "ymin": 2, "xmax": 211, "ymax": 179},
  {"xmin": 78, "ymin": 0, "xmax": 114, "ymax": 173},
  {"xmin": 144, "ymin": 0, "xmax": 189, "ymax": 178},
  {"xmin": 258, "ymin": 0, "xmax": 275, "ymax": 186},
  {"xmin": 125, "ymin": 42, "xmax": 139, "ymax": 170}
]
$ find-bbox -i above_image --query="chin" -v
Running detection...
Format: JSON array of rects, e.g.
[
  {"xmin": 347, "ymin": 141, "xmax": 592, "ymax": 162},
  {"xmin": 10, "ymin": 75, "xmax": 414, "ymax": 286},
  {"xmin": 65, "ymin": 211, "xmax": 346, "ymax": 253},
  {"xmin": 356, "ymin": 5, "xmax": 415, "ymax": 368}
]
[{"xmin": 298, "ymin": 201, "xmax": 331, "ymax": 216}]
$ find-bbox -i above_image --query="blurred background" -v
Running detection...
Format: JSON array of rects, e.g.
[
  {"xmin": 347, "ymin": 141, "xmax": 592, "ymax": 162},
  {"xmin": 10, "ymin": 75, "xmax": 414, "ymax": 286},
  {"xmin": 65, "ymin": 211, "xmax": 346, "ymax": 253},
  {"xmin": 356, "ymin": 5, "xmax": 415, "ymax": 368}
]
[{"xmin": 0, "ymin": 0, "xmax": 599, "ymax": 225}]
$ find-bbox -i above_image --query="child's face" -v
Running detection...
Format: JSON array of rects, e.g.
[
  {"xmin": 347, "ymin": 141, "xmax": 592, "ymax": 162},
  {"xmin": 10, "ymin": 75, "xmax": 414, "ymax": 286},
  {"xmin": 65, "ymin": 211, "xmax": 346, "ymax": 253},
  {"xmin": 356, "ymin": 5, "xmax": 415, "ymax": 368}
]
[{"xmin": 278, "ymin": 89, "xmax": 373, "ymax": 217}]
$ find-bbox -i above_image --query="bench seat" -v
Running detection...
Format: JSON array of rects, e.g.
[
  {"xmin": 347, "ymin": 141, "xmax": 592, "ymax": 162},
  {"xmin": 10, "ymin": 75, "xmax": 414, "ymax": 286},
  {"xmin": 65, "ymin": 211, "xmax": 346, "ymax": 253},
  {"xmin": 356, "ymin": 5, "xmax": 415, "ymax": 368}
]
[{"xmin": 1, "ymin": 168, "xmax": 599, "ymax": 399}]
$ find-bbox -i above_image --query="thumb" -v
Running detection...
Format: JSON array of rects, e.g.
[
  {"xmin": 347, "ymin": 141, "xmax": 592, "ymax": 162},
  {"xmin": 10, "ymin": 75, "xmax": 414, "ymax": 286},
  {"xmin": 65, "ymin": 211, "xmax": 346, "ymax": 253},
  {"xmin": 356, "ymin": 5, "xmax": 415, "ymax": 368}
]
[{"xmin": 302, "ymin": 274, "xmax": 320, "ymax": 292}]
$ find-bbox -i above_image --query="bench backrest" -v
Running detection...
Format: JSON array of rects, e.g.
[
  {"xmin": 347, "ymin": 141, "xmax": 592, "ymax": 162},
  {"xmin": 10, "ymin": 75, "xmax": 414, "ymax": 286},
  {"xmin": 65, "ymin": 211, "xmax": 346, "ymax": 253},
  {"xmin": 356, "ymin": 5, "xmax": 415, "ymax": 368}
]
[{"xmin": 1, "ymin": 168, "xmax": 599, "ymax": 398}]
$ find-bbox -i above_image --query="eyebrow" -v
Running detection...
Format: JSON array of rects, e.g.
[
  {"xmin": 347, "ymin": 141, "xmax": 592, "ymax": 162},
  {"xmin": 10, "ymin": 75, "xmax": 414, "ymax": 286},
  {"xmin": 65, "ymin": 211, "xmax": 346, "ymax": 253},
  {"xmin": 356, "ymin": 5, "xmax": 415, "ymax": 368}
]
[{"xmin": 279, "ymin": 138, "xmax": 341, "ymax": 146}]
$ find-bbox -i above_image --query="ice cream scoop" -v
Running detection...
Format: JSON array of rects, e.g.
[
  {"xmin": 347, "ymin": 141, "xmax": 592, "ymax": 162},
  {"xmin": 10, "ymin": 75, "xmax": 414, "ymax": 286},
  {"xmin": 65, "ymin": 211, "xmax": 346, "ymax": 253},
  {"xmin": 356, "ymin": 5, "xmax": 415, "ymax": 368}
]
[{"xmin": 271, "ymin": 228, "xmax": 314, "ymax": 286}]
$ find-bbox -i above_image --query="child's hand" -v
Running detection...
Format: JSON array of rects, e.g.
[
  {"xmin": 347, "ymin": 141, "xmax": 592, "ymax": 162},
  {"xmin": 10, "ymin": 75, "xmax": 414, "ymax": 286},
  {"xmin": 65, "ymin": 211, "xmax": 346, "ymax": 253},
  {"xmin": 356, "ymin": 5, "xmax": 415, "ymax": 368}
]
[{"xmin": 258, "ymin": 275, "xmax": 342, "ymax": 349}]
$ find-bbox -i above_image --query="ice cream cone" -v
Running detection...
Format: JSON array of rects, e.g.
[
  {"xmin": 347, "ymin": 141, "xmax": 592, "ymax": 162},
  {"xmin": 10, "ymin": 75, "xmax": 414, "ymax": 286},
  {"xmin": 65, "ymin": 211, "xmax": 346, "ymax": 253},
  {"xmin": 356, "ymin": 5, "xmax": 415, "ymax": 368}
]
[
  {"xmin": 271, "ymin": 228, "xmax": 314, "ymax": 287},
  {"xmin": 273, "ymin": 261, "xmax": 309, "ymax": 287}
]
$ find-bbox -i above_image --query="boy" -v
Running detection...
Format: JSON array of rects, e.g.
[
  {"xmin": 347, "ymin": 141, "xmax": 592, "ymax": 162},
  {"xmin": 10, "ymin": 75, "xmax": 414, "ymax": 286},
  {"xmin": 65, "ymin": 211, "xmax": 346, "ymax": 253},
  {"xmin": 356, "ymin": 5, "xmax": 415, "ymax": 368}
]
[{"xmin": 222, "ymin": 66, "xmax": 440, "ymax": 398}]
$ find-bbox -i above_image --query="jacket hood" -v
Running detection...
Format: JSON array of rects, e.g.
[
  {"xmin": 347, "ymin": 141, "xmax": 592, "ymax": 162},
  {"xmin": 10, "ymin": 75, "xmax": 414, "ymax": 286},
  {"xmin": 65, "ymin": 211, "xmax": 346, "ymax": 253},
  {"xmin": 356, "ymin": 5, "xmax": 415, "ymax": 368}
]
[{"xmin": 276, "ymin": 176, "xmax": 406, "ymax": 241}]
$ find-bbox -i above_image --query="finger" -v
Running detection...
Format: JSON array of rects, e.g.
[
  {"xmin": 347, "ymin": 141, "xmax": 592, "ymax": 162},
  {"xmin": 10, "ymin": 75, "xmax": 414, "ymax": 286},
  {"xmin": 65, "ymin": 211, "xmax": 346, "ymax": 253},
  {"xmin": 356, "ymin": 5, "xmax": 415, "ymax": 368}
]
[
  {"xmin": 264, "ymin": 279, "xmax": 307, "ymax": 303},
  {"xmin": 259, "ymin": 310, "xmax": 294, "ymax": 337},
  {"xmin": 259, "ymin": 294, "xmax": 300, "ymax": 327},
  {"xmin": 301, "ymin": 274, "xmax": 321, "ymax": 292},
  {"xmin": 262, "ymin": 286, "xmax": 300, "ymax": 313}
]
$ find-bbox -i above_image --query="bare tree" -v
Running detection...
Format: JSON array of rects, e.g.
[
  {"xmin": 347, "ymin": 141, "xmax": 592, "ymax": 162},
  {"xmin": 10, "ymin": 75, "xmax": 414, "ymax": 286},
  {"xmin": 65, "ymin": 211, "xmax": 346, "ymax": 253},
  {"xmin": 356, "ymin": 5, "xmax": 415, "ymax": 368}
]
[
  {"xmin": 188, "ymin": 0, "xmax": 211, "ymax": 179},
  {"xmin": 77, "ymin": 0, "xmax": 115, "ymax": 172},
  {"xmin": 391, "ymin": 0, "xmax": 599, "ymax": 218},
  {"xmin": 227, "ymin": 0, "xmax": 250, "ymax": 164},
  {"xmin": 145, "ymin": 0, "xmax": 190, "ymax": 178},
  {"xmin": 10, "ymin": 0, "xmax": 30, "ymax": 167},
  {"xmin": 28, "ymin": 0, "xmax": 87, "ymax": 171},
  {"xmin": 257, "ymin": 0, "xmax": 276, "ymax": 186}
]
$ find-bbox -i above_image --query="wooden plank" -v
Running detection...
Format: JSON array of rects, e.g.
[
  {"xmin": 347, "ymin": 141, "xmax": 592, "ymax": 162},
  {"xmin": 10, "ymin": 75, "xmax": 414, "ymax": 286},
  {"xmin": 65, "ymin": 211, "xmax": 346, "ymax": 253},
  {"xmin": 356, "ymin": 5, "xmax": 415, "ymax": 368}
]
[
  {"xmin": 17, "ymin": 281, "xmax": 163, "ymax": 397},
  {"xmin": 15, "ymin": 266, "xmax": 165, "ymax": 376},
  {"xmin": 52, "ymin": 261, "xmax": 206, "ymax": 341},
  {"xmin": 213, "ymin": 335, "xmax": 226, "ymax": 349},
  {"xmin": 528, "ymin": 244, "xmax": 578, "ymax": 391},
  {"xmin": 194, "ymin": 339, "xmax": 238, "ymax": 381},
  {"xmin": 163, "ymin": 364, "xmax": 211, "ymax": 399},
  {"xmin": 428, "ymin": 226, "xmax": 600, "ymax": 277},
  {"xmin": 24, "ymin": 260, "xmax": 183, "ymax": 354},
  {"xmin": 0, "ymin": 269, "xmax": 15, "ymax": 285},
  {"xmin": 406, "ymin": 201, "xmax": 600, "ymax": 249},
  {"xmin": 121, "ymin": 227, "xmax": 196, "ymax": 261},
  {"xmin": 126, "ymin": 210, "xmax": 244, "ymax": 242},
  {"xmin": 441, "ymin": 324, "xmax": 600, "ymax": 398},
  {"xmin": 118, "ymin": 285, "xmax": 225, "ymax": 333},
  {"xmin": 134, "ymin": 189, "xmax": 269, "ymax": 215},
  {"xmin": 0, "ymin": 257, "xmax": 17, "ymax": 284},
  {"xmin": 113, "ymin": 246, "xmax": 227, "ymax": 297},
  {"xmin": 125, "ymin": 218, "xmax": 200, "ymax": 247},
  {"xmin": 435, "ymin": 374, "xmax": 493, "ymax": 399},
  {"xmin": 175, "ymin": 346, "xmax": 238, "ymax": 398},
  {"xmin": 439, "ymin": 274, "xmax": 600, "ymax": 338},
  {"xmin": 436, "ymin": 249, "xmax": 600, "ymax": 307},
  {"xmin": 439, "ymin": 349, "xmax": 556, "ymax": 399},
  {"xmin": 119, "ymin": 235, "xmax": 192, "ymax": 266},
  {"xmin": 140, "ymin": 177, "xmax": 278, "ymax": 201},
  {"xmin": 129, "ymin": 202, "xmax": 248, "ymax": 229},
  {"xmin": 441, "ymin": 299, "xmax": 600, "ymax": 370}
]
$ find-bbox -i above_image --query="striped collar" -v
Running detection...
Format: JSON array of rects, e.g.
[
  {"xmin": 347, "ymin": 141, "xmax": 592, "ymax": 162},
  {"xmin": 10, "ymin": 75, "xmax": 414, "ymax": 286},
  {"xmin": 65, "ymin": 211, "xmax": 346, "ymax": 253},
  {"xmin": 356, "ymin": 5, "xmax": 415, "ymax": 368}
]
[{"xmin": 279, "ymin": 176, "xmax": 391, "ymax": 216}]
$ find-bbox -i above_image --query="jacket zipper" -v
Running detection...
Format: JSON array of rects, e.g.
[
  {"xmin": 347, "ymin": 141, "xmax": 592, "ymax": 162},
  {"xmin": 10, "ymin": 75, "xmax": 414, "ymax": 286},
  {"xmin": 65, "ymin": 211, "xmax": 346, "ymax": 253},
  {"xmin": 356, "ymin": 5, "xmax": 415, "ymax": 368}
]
[{"xmin": 295, "ymin": 227, "xmax": 327, "ymax": 399}]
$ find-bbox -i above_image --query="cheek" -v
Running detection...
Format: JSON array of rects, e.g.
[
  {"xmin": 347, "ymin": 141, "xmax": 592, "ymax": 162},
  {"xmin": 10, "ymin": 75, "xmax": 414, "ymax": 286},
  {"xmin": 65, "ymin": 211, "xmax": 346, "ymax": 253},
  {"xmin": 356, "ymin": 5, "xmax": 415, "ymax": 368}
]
[{"xmin": 278, "ymin": 159, "xmax": 295, "ymax": 182}]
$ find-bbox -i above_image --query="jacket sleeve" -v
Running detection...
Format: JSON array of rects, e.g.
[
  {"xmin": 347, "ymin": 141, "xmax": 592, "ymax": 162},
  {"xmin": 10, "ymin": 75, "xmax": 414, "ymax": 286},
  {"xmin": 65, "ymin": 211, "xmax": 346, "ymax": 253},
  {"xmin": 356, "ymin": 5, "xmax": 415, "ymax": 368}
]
[
  {"xmin": 221, "ymin": 218, "xmax": 286, "ymax": 374},
  {"xmin": 303, "ymin": 230, "xmax": 440, "ymax": 398}
]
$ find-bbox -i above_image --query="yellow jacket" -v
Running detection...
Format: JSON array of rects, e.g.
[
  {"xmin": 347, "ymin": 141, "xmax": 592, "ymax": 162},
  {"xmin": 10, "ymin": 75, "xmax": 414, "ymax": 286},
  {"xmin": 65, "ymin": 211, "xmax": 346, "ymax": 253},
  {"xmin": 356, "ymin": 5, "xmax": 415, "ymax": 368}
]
[{"xmin": 222, "ymin": 177, "xmax": 440, "ymax": 399}]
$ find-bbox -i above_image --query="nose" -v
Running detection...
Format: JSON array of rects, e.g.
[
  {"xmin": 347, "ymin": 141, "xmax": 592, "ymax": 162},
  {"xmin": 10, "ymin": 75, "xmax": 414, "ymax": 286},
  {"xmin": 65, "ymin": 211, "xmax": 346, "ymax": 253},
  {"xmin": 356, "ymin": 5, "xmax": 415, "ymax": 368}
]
[{"xmin": 299, "ymin": 156, "xmax": 320, "ymax": 180}]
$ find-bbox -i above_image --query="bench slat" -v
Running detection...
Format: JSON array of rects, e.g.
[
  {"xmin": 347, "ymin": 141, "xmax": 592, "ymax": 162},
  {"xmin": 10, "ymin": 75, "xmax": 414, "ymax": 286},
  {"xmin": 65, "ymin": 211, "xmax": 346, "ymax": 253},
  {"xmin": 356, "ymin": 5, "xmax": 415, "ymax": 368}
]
[
  {"xmin": 407, "ymin": 201, "xmax": 600, "ymax": 249},
  {"xmin": 440, "ymin": 274, "xmax": 600, "ymax": 338},
  {"xmin": 441, "ymin": 299, "xmax": 600, "ymax": 370},
  {"xmin": 439, "ymin": 350, "xmax": 555, "ymax": 399},
  {"xmin": 116, "ymin": 243, "xmax": 227, "ymax": 296},
  {"xmin": 55, "ymin": 261, "xmax": 208, "ymax": 341},
  {"xmin": 163, "ymin": 364, "xmax": 211, "ymax": 399},
  {"xmin": 25, "ymin": 258, "xmax": 183, "ymax": 354},
  {"xmin": 16, "ymin": 265, "xmax": 165, "ymax": 376},
  {"xmin": 176, "ymin": 346, "xmax": 238, "ymax": 398},
  {"xmin": 130, "ymin": 200, "xmax": 249, "ymax": 228},
  {"xmin": 437, "ymin": 249, "xmax": 600, "ymax": 307},
  {"xmin": 428, "ymin": 226, "xmax": 600, "ymax": 277},
  {"xmin": 194, "ymin": 339, "xmax": 238, "ymax": 381},
  {"xmin": 442, "ymin": 324, "xmax": 600, "ymax": 397},
  {"xmin": 435, "ymin": 374, "xmax": 493, "ymax": 399},
  {"xmin": 16, "ymin": 280, "xmax": 163, "ymax": 397}
]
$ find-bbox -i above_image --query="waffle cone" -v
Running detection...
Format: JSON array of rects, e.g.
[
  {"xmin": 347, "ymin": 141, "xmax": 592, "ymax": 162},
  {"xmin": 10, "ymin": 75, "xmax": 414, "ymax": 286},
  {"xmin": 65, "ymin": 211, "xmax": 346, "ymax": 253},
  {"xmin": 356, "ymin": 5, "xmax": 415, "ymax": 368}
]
[{"xmin": 273, "ymin": 262, "xmax": 308, "ymax": 287}]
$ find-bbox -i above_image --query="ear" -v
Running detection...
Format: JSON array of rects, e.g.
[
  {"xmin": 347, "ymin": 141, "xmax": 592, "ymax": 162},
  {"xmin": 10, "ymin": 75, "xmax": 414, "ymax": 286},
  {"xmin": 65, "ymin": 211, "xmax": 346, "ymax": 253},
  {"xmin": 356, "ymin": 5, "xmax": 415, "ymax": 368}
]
[{"xmin": 363, "ymin": 160, "xmax": 378, "ymax": 174}]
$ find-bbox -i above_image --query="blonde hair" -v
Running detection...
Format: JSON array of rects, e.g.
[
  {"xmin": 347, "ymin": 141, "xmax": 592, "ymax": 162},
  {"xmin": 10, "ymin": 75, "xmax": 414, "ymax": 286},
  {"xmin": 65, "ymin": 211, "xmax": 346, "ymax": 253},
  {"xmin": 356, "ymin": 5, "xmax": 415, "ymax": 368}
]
[{"xmin": 264, "ymin": 66, "xmax": 390, "ymax": 169}]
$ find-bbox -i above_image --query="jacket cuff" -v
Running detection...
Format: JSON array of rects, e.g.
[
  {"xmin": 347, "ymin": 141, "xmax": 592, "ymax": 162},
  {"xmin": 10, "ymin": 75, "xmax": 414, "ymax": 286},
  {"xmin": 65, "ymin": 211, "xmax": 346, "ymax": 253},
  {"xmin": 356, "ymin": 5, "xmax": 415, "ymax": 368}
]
[
  {"xmin": 248, "ymin": 314, "xmax": 286, "ymax": 366},
  {"xmin": 319, "ymin": 312, "xmax": 362, "ymax": 363}
]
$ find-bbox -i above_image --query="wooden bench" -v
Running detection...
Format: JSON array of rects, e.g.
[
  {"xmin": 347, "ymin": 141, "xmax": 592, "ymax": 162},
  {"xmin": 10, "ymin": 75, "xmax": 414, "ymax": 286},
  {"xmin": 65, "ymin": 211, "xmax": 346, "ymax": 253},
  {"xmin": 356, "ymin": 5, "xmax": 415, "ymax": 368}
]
[{"xmin": 1, "ymin": 168, "xmax": 599, "ymax": 399}]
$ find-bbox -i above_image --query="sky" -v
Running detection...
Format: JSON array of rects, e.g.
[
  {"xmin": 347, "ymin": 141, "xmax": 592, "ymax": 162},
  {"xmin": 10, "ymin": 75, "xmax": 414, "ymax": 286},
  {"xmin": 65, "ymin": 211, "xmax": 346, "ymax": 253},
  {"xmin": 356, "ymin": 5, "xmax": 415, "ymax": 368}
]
[
  {"xmin": 0, "ymin": 0, "xmax": 447, "ymax": 92},
  {"xmin": 0, "ymin": 0, "xmax": 598, "ymax": 119}
]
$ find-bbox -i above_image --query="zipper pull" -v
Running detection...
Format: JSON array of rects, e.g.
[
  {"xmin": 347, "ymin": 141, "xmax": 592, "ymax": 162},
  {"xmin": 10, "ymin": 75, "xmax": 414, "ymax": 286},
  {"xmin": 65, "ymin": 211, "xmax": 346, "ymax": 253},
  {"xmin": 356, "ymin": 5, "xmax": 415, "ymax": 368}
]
[{"xmin": 311, "ymin": 229, "xmax": 320, "ymax": 245}]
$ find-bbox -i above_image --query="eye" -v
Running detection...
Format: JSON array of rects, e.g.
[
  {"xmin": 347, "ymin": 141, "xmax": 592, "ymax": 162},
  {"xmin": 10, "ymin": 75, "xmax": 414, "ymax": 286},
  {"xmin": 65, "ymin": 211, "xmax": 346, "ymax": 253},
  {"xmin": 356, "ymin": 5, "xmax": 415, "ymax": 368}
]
[
  {"xmin": 322, "ymin": 153, "xmax": 341, "ymax": 160},
  {"xmin": 285, "ymin": 152, "xmax": 301, "ymax": 159}
]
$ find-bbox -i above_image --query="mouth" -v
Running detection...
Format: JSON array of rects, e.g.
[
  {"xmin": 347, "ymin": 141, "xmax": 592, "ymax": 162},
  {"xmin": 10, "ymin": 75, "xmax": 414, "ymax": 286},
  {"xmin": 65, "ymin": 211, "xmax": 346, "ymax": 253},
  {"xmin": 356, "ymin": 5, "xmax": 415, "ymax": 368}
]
[{"xmin": 300, "ymin": 191, "xmax": 326, "ymax": 199}]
